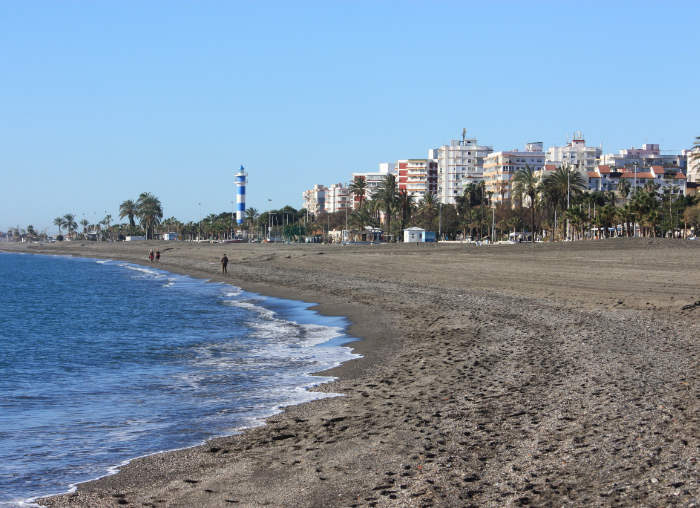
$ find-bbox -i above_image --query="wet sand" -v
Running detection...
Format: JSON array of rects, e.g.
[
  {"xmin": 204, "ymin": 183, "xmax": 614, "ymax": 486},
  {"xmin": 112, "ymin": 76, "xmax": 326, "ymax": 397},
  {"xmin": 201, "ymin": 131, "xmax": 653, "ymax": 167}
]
[{"xmin": 5, "ymin": 238, "xmax": 700, "ymax": 507}]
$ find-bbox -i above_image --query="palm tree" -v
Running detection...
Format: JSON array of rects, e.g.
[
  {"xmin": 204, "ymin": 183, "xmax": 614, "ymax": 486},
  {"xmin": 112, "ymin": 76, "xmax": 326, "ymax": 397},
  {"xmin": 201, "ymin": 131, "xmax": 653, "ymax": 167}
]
[
  {"xmin": 372, "ymin": 174, "xmax": 399, "ymax": 242},
  {"xmin": 63, "ymin": 213, "xmax": 77, "ymax": 239},
  {"xmin": 494, "ymin": 180, "xmax": 509, "ymax": 204},
  {"xmin": 245, "ymin": 207, "xmax": 260, "ymax": 238},
  {"xmin": 397, "ymin": 189, "xmax": 414, "ymax": 231},
  {"xmin": 53, "ymin": 216, "xmax": 65, "ymax": 236},
  {"xmin": 616, "ymin": 178, "xmax": 631, "ymax": 203},
  {"xmin": 542, "ymin": 163, "xmax": 586, "ymax": 212},
  {"xmin": 136, "ymin": 192, "xmax": 163, "ymax": 239},
  {"xmin": 616, "ymin": 203, "xmax": 633, "ymax": 237},
  {"xmin": 564, "ymin": 207, "xmax": 587, "ymax": 240},
  {"xmin": 348, "ymin": 176, "xmax": 367, "ymax": 211},
  {"xmin": 119, "ymin": 199, "xmax": 138, "ymax": 234},
  {"xmin": 417, "ymin": 192, "xmax": 440, "ymax": 232},
  {"xmin": 348, "ymin": 208, "xmax": 378, "ymax": 240},
  {"xmin": 512, "ymin": 165, "xmax": 540, "ymax": 240},
  {"xmin": 690, "ymin": 136, "xmax": 700, "ymax": 169},
  {"xmin": 79, "ymin": 218, "xmax": 89, "ymax": 235}
]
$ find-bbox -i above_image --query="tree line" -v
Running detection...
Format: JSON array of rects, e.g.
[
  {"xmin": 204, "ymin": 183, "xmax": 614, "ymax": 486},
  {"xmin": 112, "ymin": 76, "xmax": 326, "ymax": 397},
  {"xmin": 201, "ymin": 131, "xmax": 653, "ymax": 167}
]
[{"xmin": 11, "ymin": 137, "xmax": 700, "ymax": 243}]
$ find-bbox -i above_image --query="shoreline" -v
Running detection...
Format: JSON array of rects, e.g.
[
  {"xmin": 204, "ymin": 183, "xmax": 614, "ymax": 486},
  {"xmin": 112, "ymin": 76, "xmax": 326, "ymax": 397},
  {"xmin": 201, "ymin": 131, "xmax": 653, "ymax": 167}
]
[{"xmin": 4, "ymin": 239, "xmax": 700, "ymax": 506}]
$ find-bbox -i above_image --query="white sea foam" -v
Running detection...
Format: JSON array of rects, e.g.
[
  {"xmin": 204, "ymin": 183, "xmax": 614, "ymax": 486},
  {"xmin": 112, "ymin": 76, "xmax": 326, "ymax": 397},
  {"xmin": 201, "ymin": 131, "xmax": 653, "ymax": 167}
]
[{"xmin": 3, "ymin": 257, "xmax": 361, "ymax": 508}]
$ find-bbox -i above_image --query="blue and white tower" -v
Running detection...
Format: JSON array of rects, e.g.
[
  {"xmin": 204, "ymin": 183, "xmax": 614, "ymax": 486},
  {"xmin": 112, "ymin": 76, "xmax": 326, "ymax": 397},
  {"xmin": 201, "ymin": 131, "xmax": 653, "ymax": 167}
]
[{"xmin": 235, "ymin": 165, "xmax": 248, "ymax": 225}]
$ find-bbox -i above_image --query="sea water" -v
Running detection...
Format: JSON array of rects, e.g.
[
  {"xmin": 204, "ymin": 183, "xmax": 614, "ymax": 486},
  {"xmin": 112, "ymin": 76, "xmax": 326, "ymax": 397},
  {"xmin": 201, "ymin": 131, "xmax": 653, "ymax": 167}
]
[{"xmin": 0, "ymin": 252, "xmax": 359, "ymax": 507}]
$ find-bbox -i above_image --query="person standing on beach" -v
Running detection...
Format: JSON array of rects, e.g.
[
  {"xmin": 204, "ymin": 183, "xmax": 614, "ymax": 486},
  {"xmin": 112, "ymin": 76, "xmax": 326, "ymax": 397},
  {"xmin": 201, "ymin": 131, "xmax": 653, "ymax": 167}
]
[
  {"xmin": 155, "ymin": 249, "xmax": 160, "ymax": 262},
  {"xmin": 149, "ymin": 249, "xmax": 154, "ymax": 263},
  {"xmin": 221, "ymin": 253, "xmax": 228, "ymax": 274}
]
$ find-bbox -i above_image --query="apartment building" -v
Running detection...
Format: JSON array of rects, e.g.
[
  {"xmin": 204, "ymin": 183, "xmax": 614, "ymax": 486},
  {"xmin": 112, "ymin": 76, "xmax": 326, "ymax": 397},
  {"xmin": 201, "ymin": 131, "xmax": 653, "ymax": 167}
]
[
  {"xmin": 587, "ymin": 165, "xmax": 687, "ymax": 196},
  {"xmin": 396, "ymin": 159, "xmax": 438, "ymax": 202},
  {"xmin": 600, "ymin": 143, "xmax": 688, "ymax": 172},
  {"xmin": 325, "ymin": 183, "xmax": 351, "ymax": 213},
  {"xmin": 482, "ymin": 142, "xmax": 546, "ymax": 203},
  {"xmin": 545, "ymin": 132, "xmax": 602, "ymax": 173},
  {"xmin": 684, "ymin": 148, "xmax": 700, "ymax": 182},
  {"xmin": 435, "ymin": 135, "xmax": 493, "ymax": 205},
  {"xmin": 302, "ymin": 185, "xmax": 327, "ymax": 215},
  {"xmin": 352, "ymin": 163, "xmax": 397, "ymax": 203}
]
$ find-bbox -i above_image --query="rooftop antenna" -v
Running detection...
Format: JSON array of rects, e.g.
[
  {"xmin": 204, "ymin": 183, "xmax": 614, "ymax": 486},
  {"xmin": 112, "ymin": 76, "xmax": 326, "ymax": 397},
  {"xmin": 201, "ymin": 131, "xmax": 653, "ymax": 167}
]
[{"xmin": 462, "ymin": 128, "xmax": 467, "ymax": 144}]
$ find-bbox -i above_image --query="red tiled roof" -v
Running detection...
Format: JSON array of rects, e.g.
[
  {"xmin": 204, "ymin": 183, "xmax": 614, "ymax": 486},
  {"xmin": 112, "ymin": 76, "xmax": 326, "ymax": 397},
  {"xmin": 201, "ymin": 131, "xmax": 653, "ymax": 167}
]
[
  {"xmin": 620, "ymin": 172, "xmax": 654, "ymax": 179},
  {"xmin": 543, "ymin": 164, "xmax": 557, "ymax": 171},
  {"xmin": 675, "ymin": 173, "xmax": 687, "ymax": 179},
  {"xmin": 587, "ymin": 172, "xmax": 599, "ymax": 178},
  {"xmin": 651, "ymin": 166, "xmax": 664, "ymax": 175},
  {"xmin": 597, "ymin": 165, "xmax": 611, "ymax": 174}
]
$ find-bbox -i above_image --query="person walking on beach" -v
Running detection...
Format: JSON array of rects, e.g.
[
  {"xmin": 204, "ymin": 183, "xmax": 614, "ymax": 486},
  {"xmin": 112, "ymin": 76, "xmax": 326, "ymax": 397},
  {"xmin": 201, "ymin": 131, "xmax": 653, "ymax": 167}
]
[
  {"xmin": 149, "ymin": 249, "xmax": 154, "ymax": 263},
  {"xmin": 155, "ymin": 249, "xmax": 160, "ymax": 262},
  {"xmin": 221, "ymin": 253, "xmax": 228, "ymax": 274}
]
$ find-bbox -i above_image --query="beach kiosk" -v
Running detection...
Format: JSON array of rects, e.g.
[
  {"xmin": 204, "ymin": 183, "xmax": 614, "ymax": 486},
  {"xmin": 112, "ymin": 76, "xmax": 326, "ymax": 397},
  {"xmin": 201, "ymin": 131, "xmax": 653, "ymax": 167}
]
[{"xmin": 403, "ymin": 227, "xmax": 426, "ymax": 243}]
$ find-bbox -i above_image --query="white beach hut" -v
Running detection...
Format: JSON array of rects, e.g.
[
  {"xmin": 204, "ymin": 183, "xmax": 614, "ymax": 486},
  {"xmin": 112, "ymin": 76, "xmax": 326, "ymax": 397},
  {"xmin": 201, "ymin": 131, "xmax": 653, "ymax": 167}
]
[{"xmin": 403, "ymin": 227, "xmax": 426, "ymax": 243}]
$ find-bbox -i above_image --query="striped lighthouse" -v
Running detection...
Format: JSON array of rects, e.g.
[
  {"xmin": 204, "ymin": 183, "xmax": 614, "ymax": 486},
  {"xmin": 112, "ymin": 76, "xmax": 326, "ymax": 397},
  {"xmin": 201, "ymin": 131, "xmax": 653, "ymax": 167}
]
[{"xmin": 235, "ymin": 165, "xmax": 248, "ymax": 225}]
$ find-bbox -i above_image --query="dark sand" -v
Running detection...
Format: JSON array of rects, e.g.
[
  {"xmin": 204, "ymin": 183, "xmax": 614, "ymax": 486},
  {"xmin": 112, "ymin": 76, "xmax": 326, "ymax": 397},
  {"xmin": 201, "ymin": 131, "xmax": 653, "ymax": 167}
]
[{"xmin": 4, "ymin": 238, "xmax": 700, "ymax": 507}]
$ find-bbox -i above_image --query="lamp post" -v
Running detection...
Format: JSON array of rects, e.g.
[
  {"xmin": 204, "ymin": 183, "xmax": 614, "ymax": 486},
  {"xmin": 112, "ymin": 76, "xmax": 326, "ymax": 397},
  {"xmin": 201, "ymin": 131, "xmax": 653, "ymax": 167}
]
[
  {"xmin": 231, "ymin": 201, "xmax": 234, "ymax": 240},
  {"xmin": 566, "ymin": 165, "xmax": 571, "ymax": 240},
  {"xmin": 492, "ymin": 203, "xmax": 496, "ymax": 241},
  {"xmin": 633, "ymin": 161, "xmax": 638, "ymax": 237},
  {"xmin": 198, "ymin": 203, "xmax": 201, "ymax": 241},
  {"xmin": 438, "ymin": 203, "xmax": 443, "ymax": 240},
  {"xmin": 344, "ymin": 182, "xmax": 348, "ymax": 234},
  {"xmin": 268, "ymin": 199, "xmax": 272, "ymax": 241}
]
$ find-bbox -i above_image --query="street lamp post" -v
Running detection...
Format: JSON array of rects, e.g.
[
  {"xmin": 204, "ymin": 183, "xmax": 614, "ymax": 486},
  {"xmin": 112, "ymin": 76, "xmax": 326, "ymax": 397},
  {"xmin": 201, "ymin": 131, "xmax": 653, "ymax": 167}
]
[
  {"xmin": 344, "ymin": 182, "xmax": 348, "ymax": 234},
  {"xmin": 268, "ymin": 199, "xmax": 272, "ymax": 241},
  {"xmin": 492, "ymin": 204, "xmax": 496, "ymax": 241},
  {"xmin": 198, "ymin": 203, "xmax": 202, "ymax": 241},
  {"xmin": 633, "ymin": 161, "xmax": 638, "ymax": 236},
  {"xmin": 438, "ymin": 203, "xmax": 443, "ymax": 240},
  {"xmin": 231, "ymin": 201, "xmax": 234, "ymax": 240},
  {"xmin": 566, "ymin": 166, "xmax": 571, "ymax": 240}
]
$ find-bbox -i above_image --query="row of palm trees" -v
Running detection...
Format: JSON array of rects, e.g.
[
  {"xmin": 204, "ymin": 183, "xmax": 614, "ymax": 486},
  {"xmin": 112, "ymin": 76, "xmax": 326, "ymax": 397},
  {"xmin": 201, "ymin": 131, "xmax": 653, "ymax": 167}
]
[
  {"xmin": 118, "ymin": 192, "xmax": 163, "ymax": 239},
  {"xmin": 40, "ymin": 135, "xmax": 700, "ymax": 243},
  {"xmin": 334, "ymin": 161, "xmax": 700, "ymax": 242},
  {"xmin": 509, "ymin": 163, "xmax": 696, "ymax": 240}
]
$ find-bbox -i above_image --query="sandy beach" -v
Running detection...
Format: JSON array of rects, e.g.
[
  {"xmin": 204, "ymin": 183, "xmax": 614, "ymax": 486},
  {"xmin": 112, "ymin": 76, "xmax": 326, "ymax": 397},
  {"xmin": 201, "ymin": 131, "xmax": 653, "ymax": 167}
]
[{"xmin": 5, "ymin": 238, "xmax": 700, "ymax": 507}]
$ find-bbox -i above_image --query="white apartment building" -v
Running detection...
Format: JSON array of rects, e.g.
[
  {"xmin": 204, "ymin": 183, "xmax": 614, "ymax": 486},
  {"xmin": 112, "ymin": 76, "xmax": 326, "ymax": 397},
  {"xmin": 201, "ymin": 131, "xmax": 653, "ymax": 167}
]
[
  {"xmin": 302, "ymin": 185, "xmax": 327, "ymax": 215},
  {"xmin": 587, "ymin": 165, "xmax": 687, "ymax": 196},
  {"xmin": 324, "ymin": 183, "xmax": 351, "ymax": 213},
  {"xmin": 683, "ymin": 148, "xmax": 700, "ymax": 183},
  {"xmin": 352, "ymin": 163, "xmax": 397, "ymax": 201},
  {"xmin": 396, "ymin": 159, "xmax": 438, "ymax": 202},
  {"xmin": 545, "ymin": 132, "xmax": 602, "ymax": 173},
  {"xmin": 600, "ymin": 143, "xmax": 688, "ymax": 172},
  {"xmin": 435, "ymin": 135, "xmax": 493, "ymax": 205},
  {"xmin": 483, "ymin": 143, "xmax": 546, "ymax": 203}
]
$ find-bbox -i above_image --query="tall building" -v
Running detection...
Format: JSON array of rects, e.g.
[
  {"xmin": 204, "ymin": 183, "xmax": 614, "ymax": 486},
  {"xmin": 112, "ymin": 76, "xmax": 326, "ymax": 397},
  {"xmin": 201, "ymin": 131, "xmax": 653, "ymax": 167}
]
[
  {"xmin": 435, "ymin": 133, "xmax": 493, "ymax": 205},
  {"xmin": 545, "ymin": 132, "xmax": 602, "ymax": 173},
  {"xmin": 600, "ymin": 143, "xmax": 688, "ymax": 172},
  {"xmin": 396, "ymin": 159, "xmax": 438, "ymax": 202},
  {"xmin": 325, "ymin": 183, "xmax": 351, "ymax": 213},
  {"xmin": 352, "ymin": 163, "xmax": 397, "ymax": 202},
  {"xmin": 682, "ymin": 148, "xmax": 699, "ymax": 183},
  {"xmin": 302, "ymin": 185, "xmax": 328, "ymax": 215},
  {"xmin": 483, "ymin": 142, "xmax": 546, "ymax": 203}
]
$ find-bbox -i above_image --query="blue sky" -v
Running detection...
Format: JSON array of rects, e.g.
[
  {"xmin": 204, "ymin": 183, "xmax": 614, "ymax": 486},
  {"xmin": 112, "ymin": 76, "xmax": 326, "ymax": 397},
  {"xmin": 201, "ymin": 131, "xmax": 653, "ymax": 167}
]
[{"xmin": 2, "ymin": 0, "xmax": 699, "ymax": 233}]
